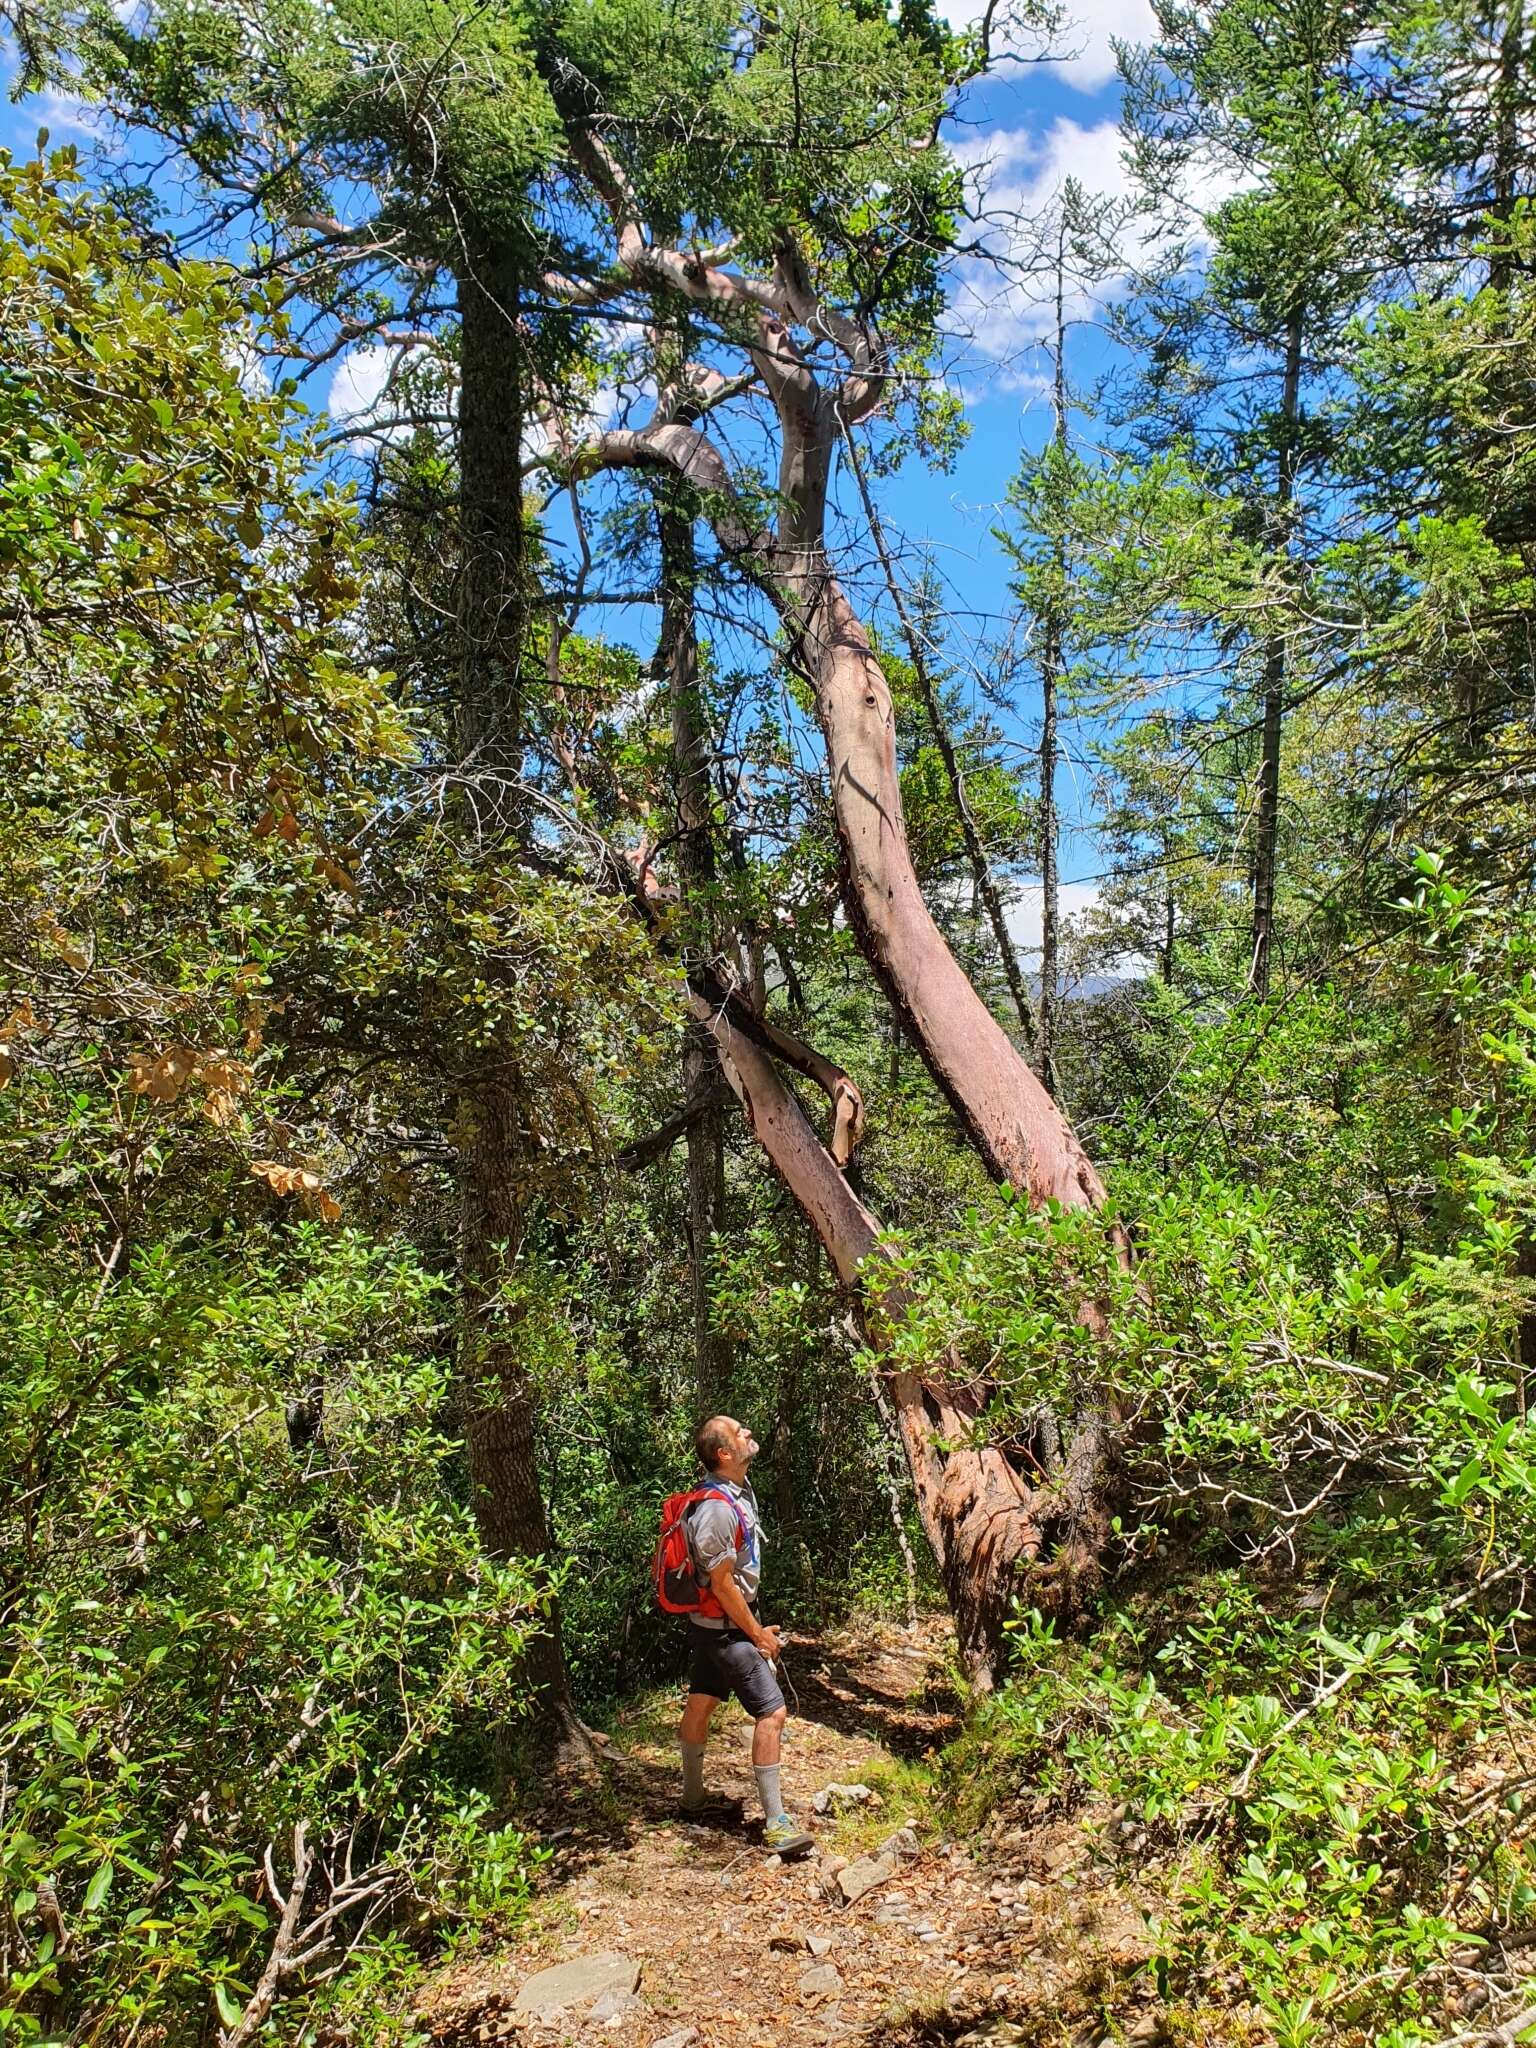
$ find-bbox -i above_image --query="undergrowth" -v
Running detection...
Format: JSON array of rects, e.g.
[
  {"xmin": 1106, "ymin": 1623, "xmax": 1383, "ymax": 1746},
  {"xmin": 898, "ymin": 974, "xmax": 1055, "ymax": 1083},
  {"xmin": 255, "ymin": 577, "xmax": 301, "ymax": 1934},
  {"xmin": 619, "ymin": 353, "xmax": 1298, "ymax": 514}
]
[{"xmin": 910, "ymin": 864, "xmax": 1536, "ymax": 2046}]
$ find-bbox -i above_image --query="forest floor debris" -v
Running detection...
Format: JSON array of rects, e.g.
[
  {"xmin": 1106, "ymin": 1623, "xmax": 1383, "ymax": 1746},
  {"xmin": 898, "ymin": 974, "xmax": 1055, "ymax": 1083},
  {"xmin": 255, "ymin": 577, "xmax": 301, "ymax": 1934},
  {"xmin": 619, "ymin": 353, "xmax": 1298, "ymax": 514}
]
[{"xmin": 419, "ymin": 1616, "xmax": 1166, "ymax": 2048}]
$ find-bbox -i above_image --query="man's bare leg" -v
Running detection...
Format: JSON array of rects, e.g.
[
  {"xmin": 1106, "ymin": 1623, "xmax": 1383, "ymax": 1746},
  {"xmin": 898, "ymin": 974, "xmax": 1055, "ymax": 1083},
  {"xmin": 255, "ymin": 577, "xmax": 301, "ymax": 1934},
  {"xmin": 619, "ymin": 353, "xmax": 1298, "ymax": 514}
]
[
  {"xmin": 752, "ymin": 1703, "xmax": 785, "ymax": 1768},
  {"xmin": 752, "ymin": 1704, "xmax": 787, "ymax": 1821}
]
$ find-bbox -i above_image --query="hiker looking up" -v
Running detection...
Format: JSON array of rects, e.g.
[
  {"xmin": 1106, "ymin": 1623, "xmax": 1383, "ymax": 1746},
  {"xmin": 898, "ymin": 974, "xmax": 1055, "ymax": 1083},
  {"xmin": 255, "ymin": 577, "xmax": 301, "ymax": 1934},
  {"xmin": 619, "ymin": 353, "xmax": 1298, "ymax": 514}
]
[{"xmin": 676, "ymin": 1415, "xmax": 813, "ymax": 1855}]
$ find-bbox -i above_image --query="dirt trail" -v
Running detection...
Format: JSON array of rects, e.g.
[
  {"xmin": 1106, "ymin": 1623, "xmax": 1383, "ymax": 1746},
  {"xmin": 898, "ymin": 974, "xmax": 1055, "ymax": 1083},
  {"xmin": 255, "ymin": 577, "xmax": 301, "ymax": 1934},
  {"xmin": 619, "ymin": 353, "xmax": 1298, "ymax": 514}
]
[{"xmin": 421, "ymin": 1619, "xmax": 1161, "ymax": 2048}]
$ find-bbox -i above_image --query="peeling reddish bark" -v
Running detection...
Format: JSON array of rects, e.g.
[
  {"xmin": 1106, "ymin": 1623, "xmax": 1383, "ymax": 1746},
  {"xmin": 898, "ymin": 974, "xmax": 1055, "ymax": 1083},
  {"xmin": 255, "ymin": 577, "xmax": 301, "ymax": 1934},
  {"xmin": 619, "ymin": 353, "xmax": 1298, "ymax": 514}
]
[
  {"xmin": 558, "ymin": 158, "xmax": 1127, "ymax": 1676},
  {"xmin": 788, "ymin": 571, "xmax": 1110, "ymax": 1213},
  {"xmin": 688, "ymin": 987, "xmax": 1112, "ymax": 1684}
]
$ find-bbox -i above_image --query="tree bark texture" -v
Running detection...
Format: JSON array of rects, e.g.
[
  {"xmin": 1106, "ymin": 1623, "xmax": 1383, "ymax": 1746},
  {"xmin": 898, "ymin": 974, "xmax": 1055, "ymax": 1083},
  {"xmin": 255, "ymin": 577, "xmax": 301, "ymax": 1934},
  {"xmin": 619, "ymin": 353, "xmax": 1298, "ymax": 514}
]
[
  {"xmin": 1249, "ymin": 303, "xmax": 1304, "ymax": 1002},
  {"xmin": 687, "ymin": 986, "xmax": 1112, "ymax": 1682},
  {"xmin": 455, "ymin": 247, "xmax": 584, "ymax": 1750},
  {"xmin": 659, "ymin": 501, "xmax": 734, "ymax": 1407},
  {"xmin": 841, "ymin": 433, "xmax": 1039, "ymax": 1055},
  {"xmin": 787, "ymin": 564, "xmax": 1110, "ymax": 1215}
]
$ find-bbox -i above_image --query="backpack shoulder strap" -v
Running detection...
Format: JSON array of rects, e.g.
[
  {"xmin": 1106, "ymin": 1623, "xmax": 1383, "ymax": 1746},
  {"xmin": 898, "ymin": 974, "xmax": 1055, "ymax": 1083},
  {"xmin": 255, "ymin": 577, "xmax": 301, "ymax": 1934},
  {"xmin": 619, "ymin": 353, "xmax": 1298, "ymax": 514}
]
[{"xmin": 689, "ymin": 1484, "xmax": 747, "ymax": 1551}]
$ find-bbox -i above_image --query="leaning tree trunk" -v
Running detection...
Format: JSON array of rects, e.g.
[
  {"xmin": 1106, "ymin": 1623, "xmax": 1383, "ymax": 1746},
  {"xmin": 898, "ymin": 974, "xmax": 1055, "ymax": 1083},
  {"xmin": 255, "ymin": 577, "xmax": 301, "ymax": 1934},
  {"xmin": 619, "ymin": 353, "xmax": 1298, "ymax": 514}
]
[
  {"xmin": 576, "ymin": 358, "xmax": 1129, "ymax": 1676},
  {"xmin": 685, "ymin": 986, "xmax": 1113, "ymax": 1683},
  {"xmin": 840, "ymin": 434, "xmax": 1040, "ymax": 1056},
  {"xmin": 786, "ymin": 562, "xmax": 1113, "ymax": 1218},
  {"xmin": 455, "ymin": 245, "xmax": 585, "ymax": 1754}
]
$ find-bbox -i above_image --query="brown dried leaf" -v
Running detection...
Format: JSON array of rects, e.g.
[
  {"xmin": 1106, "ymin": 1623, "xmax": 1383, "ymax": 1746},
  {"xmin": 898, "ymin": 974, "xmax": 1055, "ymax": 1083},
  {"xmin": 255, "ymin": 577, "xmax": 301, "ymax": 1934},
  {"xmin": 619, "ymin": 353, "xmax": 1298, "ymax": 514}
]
[
  {"xmin": 316, "ymin": 856, "xmax": 358, "ymax": 896},
  {"xmin": 197, "ymin": 1056, "xmax": 248, "ymax": 1099},
  {"xmin": 128, "ymin": 1045, "xmax": 198, "ymax": 1104},
  {"xmin": 251, "ymin": 1159, "xmax": 305, "ymax": 1197},
  {"xmin": 0, "ymin": 1000, "xmax": 37, "ymax": 1042},
  {"xmin": 252, "ymin": 1160, "xmax": 343, "ymax": 1223}
]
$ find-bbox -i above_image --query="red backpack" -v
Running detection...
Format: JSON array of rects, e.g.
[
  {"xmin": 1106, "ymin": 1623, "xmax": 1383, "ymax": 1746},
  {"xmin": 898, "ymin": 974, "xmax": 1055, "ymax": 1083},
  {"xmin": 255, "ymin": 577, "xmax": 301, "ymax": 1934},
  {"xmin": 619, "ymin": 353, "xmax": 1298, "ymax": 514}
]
[{"xmin": 653, "ymin": 1486, "xmax": 746, "ymax": 1618}]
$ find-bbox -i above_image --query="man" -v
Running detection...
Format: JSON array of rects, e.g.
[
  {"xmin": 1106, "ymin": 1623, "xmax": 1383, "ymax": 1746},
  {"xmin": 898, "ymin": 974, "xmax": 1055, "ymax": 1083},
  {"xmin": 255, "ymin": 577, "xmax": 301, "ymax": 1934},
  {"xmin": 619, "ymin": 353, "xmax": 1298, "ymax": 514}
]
[{"xmin": 677, "ymin": 1415, "xmax": 813, "ymax": 1855}]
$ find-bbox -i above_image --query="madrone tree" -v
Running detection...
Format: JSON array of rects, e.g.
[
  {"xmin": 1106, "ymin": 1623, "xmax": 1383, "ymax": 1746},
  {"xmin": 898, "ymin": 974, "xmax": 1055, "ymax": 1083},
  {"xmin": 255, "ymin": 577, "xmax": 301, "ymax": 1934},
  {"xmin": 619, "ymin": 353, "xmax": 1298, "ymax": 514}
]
[
  {"xmin": 523, "ymin": 4, "xmax": 1132, "ymax": 1675},
  {"xmin": 40, "ymin": 0, "xmax": 1131, "ymax": 1679}
]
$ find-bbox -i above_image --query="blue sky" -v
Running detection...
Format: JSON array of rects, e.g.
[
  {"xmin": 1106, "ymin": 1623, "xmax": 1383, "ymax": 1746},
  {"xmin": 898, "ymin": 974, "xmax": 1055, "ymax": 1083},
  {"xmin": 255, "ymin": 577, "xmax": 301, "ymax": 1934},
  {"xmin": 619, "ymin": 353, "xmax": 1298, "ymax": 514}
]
[
  {"xmin": 3, "ymin": 0, "xmax": 1174, "ymax": 957},
  {"xmin": 315, "ymin": 0, "xmax": 1181, "ymax": 949}
]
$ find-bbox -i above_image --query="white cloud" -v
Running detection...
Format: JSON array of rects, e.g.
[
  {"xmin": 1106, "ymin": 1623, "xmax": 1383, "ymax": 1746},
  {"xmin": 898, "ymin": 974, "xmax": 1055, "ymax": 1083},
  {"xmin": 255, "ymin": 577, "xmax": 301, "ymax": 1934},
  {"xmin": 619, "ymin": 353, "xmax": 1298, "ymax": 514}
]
[
  {"xmin": 328, "ymin": 343, "xmax": 397, "ymax": 431},
  {"xmin": 36, "ymin": 85, "xmax": 107, "ymax": 140},
  {"xmin": 939, "ymin": 0, "xmax": 1156, "ymax": 93},
  {"xmin": 945, "ymin": 113, "xmax": 1245, "ymax": 384},
  {"xmin": 1006, "ymin": 879, "xmax": 1151, "ymax": 983},
  {"xmin": 1006, "ymin": 878, "xmax": 1103, "ymax": 959},
  {"xmin": 1048, "ymin": 0, "xmax": 1157, "ymax": 90},
  {"xmin": 948, "ymin": 117, "xmax": 1130, "ymax": 378}
]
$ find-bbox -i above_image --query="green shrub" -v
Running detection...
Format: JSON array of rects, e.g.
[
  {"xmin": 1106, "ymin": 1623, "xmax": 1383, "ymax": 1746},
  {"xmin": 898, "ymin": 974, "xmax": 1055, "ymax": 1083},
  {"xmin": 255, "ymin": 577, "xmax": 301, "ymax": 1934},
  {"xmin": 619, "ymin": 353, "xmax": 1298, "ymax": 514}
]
[{"xmin": 0, "ymin": 1226, "xmax": 548, "ymax": 2044}]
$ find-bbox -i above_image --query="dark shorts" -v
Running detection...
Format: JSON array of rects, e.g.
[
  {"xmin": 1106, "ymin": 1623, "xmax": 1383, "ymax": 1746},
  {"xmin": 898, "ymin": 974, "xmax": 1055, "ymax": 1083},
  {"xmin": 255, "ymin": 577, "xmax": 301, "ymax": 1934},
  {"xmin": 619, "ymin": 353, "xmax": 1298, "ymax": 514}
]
[{"xmin": 687, "ymin": 1625, "xmax": 786, "ymax": 1719}]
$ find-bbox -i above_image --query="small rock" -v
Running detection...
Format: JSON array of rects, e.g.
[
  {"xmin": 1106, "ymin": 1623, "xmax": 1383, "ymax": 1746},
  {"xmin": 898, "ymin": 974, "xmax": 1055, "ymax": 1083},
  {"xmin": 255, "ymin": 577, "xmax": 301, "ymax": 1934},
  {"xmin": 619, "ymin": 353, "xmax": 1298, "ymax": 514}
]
[
  {"xmin": 651, "ymin": 2032, "xmax": 699, "ymax": 2048},
  {"xmin": 799, "ymin": 1963, "xmax": 844, "ymax": 2001},
  {"xmin": 807, "ymin": 1933, "xmax": 834, "ymax": 1957},
  {"xmin": 590, "ymin": 1989, "xmax": 645, "ymax": 2022},
  {"xmin": 878, "ymin": 1827, "xmax": 921, "ymax": 1860},
  {"xmin": 513, "ymin": 1952, "xmax": 639, "ymax": 2018},
  {"xmin": 837, "ymin": 1854, "xmax": 897, "ymax": 1905},
  {"xmin": 812, "ymin": 1782, "xmax": 877, "ymax": 1814}
]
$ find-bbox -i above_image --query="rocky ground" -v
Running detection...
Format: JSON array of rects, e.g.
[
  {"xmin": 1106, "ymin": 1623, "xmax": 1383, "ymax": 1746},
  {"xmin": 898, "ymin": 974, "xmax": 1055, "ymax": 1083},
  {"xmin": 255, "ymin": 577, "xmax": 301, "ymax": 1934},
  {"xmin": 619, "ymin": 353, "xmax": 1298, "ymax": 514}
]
[{"xmin": 418, "ymin": 1618, "xmax": 1167, "ymax": 2048}]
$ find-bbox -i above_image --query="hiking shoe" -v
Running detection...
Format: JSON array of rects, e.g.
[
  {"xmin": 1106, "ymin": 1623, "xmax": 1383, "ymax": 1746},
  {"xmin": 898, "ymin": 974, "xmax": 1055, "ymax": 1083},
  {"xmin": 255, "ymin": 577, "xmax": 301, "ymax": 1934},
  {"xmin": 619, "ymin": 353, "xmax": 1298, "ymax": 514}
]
[{"xmin": 762, "ymin": 1812, "xmax": 814, "ymax": 1857}]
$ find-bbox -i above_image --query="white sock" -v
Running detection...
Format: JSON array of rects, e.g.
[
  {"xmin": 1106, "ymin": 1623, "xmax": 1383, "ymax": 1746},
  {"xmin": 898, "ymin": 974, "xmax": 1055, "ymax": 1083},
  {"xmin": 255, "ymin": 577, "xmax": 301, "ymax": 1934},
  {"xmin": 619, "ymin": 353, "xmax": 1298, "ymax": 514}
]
[
  {"xmin": 679, "ymin": 1739, "xmax": 707, "ymax": 1807},
  {"xmin": 754, "ymin": 1762, "xmax": 784, "ymax": 1821}
]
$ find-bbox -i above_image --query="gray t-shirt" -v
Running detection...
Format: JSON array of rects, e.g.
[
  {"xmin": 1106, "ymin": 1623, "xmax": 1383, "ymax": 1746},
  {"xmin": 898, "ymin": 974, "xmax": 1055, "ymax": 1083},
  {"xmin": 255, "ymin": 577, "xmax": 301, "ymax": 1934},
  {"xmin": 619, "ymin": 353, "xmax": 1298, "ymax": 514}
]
[{"xmin": 687, "ymin": 1477, "xmax": 762, "ymax": 1632}]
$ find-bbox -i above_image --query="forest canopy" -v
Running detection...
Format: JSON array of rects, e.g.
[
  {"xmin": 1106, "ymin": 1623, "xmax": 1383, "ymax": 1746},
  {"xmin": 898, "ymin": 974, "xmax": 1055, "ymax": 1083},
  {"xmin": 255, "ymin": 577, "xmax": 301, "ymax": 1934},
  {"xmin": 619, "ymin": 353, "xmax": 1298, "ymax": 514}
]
[{"xmin": 1, "ymin": 0, "xmax": 1535, "ymax": 2042}]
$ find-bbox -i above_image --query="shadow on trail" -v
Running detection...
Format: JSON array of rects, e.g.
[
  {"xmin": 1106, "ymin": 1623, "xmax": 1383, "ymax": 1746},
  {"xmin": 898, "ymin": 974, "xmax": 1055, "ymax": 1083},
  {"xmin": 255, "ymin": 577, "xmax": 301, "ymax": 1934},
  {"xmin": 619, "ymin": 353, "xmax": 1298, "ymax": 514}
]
[
  {"xmin": 519, "ymin": 1739, "xmax": 764, "ymax": 1885},
  {"xmin": 777, "ymin": 1629, "xmax": 961, "ymax": 1759}
]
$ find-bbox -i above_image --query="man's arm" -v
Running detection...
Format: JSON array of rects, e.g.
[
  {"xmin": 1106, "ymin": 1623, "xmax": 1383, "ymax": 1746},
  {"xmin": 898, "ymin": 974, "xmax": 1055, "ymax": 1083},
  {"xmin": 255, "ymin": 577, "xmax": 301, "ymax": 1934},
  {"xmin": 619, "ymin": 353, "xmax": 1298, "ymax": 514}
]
[{"xmin": 708, "ymin": 1560, "xmax": 782, "ymax": 1658}]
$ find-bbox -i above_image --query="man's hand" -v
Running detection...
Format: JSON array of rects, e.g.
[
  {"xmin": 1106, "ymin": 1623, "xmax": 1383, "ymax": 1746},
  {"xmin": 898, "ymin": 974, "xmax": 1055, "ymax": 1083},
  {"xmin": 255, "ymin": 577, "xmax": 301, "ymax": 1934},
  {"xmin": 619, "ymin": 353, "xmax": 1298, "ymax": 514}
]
[{"xmin": 705, "ymin": 1559, "xmax": 782, "ymax": 1658}]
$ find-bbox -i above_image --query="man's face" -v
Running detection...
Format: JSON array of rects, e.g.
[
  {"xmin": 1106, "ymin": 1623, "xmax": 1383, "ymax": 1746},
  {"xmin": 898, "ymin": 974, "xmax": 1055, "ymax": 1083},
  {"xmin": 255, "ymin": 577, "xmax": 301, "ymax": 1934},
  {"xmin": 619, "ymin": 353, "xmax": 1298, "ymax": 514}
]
[{"xmin": 721, "ymin": 1417, "xmax": 759, "ymax": 1466}]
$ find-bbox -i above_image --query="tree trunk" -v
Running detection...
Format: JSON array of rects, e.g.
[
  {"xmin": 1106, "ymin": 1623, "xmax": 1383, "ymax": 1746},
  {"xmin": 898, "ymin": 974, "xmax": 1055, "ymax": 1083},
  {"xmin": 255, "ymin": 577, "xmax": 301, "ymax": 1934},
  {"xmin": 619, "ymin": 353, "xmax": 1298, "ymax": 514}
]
[
  {"xmin": 687, "ymin": 985, "xmax": 1112, "ymax": 1683},
  {"xmin": 1037, "ymin": 239, "xmax": 1070, "ymax": 1092},
  {"xmin": 659, "ymin": 500, "xmax": 734, "ymax": 1407},
  {"xmin": 1038, "ymin": 611, "xmax": 1061, "ymax": 1088},
  {"xmin": 455, "ymin": 246, "xmax": 585, "ymax": 1754},
  {"xmin": 840, "ymin": 433, "xmax": 1039, "ymax": 1054},
  {"xmin": 1249, "ymin": 303, "xmax": 1303, "ymax": 1001},
  {"xmin": 787, "ymin": 564, "xmax": 1112, "ymax": 1217}
]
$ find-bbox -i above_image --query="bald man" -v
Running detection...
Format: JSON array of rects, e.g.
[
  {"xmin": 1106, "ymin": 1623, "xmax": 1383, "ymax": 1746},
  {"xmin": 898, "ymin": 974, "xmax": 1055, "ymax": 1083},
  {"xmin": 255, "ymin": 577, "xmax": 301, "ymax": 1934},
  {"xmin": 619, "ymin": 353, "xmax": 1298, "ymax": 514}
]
[{"xmin": 676, "ymin": 1415, "xmax": 813, "ymax": 1855}]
